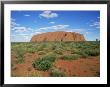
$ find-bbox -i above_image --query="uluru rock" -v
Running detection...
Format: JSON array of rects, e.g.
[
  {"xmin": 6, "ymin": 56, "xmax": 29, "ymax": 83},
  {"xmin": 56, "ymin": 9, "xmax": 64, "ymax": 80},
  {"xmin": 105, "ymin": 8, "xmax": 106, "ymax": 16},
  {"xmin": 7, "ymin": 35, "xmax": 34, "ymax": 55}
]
[{"xmin": 31, "ymin": 31, "xmax": 85, "ymax": 42}]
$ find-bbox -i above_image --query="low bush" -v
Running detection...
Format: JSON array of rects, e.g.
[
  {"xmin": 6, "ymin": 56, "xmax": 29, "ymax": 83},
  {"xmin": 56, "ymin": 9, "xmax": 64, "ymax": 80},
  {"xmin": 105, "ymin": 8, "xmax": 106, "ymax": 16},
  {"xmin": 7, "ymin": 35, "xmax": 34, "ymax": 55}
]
[
  {"xmin": 54, "ymin": 48, "xmax": 63, "ymax": 55},
  {"xmin": 75, "ymin": 48, "xmax": 99, "ymax": 57},
  {"xmin": 37, "ymin": 43, "xmax": 47, "ymax": 51},
  {"xmin": 38, "ymin": 51, "xmax": 46, "ymax": 55},
  {"xmin": 32, "ymin": 54, "xmax": 57, "ymax": 71},
  {"xmin": 32, "ymin": 59, "xmax": 52, "ymax": 71},
  {"xmin": 43, "ymin": 55, "xmax": 56, "ymax": 62},
  {"xmin": 84, "ymin": 49, "xmax": 100, "ymax": 56},
  {"xmin": 16, "ymin": 48, "xmax": 26, "ymax": 64},
  {"xmin": 80, "ymin": 52, "xmax": 88, "ymax": 58},
  {"xmin": 50, "ymin": 68, "xmax": 65, "ymax": 77},
  {"xmin": 75, "ymin": 50, "xmax": 88, "ymax": 58},
  {"xmin": 27, "ymin": 48, "xmax": 36, "ymax": 53},
  {"xmin": 61, "ymin": 54, "xmax": 81, "ymax": 60},
  {"xmin": 16, "ymin": 57, "xmax": 24, "ymax": 64}
]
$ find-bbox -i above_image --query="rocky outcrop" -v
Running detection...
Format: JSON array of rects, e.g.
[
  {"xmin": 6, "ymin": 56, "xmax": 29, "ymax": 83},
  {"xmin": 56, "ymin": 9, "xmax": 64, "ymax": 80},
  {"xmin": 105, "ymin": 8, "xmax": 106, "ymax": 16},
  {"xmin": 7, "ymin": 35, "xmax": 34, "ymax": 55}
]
[{"xmin": 31, "ymin": 31, "xmax": 85, "ymax": 42}]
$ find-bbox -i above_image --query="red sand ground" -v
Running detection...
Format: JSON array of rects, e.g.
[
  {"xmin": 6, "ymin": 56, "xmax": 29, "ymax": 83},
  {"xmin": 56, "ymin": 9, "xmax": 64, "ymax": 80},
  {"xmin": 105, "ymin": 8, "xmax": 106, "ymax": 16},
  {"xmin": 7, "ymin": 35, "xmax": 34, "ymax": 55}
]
[{"xmin": 11, "ymin": 53, "xmax": 100, "ymax": 77}]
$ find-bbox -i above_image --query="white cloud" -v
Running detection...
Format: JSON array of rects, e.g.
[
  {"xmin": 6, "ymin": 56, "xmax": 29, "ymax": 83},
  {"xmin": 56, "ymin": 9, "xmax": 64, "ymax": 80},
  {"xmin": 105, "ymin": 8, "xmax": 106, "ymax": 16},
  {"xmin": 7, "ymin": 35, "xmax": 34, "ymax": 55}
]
[
  {"xmin": 39, "ymin": 24, "xmax": 69, "ymax": 31},
  {"xmin": 50, "ymin": 22, "xmax": 55, "ymax": 24},
  {"xmin": 12, "ymin": 26, "xmax": 33, "ymax": 33},
  {"xmin": 29, "ymin": 29, "xmax": 45, "ymax": 36},
  {"xmin": 11, "ymin": 26, "xmax": 44, "ymax": 42},
  {"xmin": 35, "ymin": 31, "xmax": 43, "ymax": 34},
  {"xmin": 11, "ymin": 18, "xmax": 34, "ymax": 42},
  {"xmin": 65, "ymin": 30, "xmax": 79, "ymax": 34},
  {"xmin": 72, "ymin": 29, "xmax": 83, "ymax": 31},
  {"xmin": 23, "ymin": 36, "xmax": 30, "ymax": 40},
  {"xmin": 65, "ymin": 28, "xmax": 84, "ymax": 33},
  {"xmin": 14, "ymin": 27, "xmax": 28, "ymax": 33},
  {"xmin": 93, "ymin": 22, "xmax": 99, "ymax": 26},
  {"xmin": 11, "ymin": 18, "xmax": 15, "ymax": 21},
  {"xmin": 84, "ymin": 32, "xmax": 89, "ymax": 36},
  {"xmin": 52, "ymin": 25, "xmax": 69, "ymax": 30},
  {"xmin": 39, "ymin": 27, "xmax": 48, "ymax": 30},
  {"xmin": 24, "ymin": 14, "xmax": 30, "ymax": 16},
  {"xmin": 90, "ymin": 25, "xmax": 94, "ymax": 26},
  {"xmin": 64, "ymin": 28, "xmax": 87, "ymax": 35},
  {"xmin": 11, "ymin": 18, "xmax": 20, "ymax": 28},
  {"xmin": 17, "ymin": 33, "xmax": 29, "ymax": 36},
  {"xmin": 12, "ymin": 35, "xmax": 30, "ymax": 42},
  {"xmin": 39, "ymin": 11, "xmax": 58, "ymax": 18},
  {"xmin": 90, "ymin": 21, "xmax": 100, "ymax": 29},
  {"xmin": 11, "ymin": 18, "xmax": 34, "ymax": 33},
  {"xmin": 44, "ymin": 11, "xmax": 51, "ymax": 14},
  {"xmin": 85, "ymin": 32, "xmax": 89, "ymax": 34},
  {"xmin": 11, "ymin": 21, "xmax": 20, "ymax": 28}
]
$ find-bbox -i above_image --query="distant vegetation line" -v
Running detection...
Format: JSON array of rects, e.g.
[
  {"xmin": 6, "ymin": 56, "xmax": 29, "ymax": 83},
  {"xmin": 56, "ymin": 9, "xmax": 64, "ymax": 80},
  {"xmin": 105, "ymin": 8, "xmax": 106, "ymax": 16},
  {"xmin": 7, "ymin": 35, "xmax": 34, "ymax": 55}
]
[{"xmin": 11, "ymin": 41, "xmax": 100, "ymax": 43}]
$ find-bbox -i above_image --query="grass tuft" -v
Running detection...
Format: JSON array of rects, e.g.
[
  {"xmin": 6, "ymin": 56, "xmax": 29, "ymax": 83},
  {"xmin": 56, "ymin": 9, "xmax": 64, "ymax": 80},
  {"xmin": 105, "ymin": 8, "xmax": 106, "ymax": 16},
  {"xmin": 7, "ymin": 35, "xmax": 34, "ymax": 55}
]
[
  {"xmin": 50, "ymin": 68, "xmax": 65, "ymax": 77},
  {"xmin": 61, "ymin": 54, "xmax": 81, "ymax": 60}
]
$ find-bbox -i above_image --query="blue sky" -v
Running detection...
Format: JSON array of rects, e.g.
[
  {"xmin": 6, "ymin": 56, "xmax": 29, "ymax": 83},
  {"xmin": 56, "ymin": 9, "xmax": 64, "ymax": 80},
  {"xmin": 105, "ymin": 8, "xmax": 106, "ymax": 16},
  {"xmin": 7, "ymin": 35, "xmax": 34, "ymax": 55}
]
[{"xmin": 11, "ymin": 11, "xmax": 100, "ymax": 42}]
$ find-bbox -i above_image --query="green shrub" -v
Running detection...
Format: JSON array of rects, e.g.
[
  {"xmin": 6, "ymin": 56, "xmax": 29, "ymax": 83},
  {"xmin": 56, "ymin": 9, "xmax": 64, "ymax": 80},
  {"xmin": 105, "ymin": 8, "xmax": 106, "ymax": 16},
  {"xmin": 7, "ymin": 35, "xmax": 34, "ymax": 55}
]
[
  {"xmin": 43, "ymin": 48, "xmax": 50, "ymax": 51},
  {"xmin": 54, "ymin": 48, "xmax": 63, "ymax": 55},
  {"xmin": 32, "ymin": 54, "xmax": 57, "ymax": 71},
  {"xmin": 84, "ymin": 49, "xmax": 100, "ymax": 56},
  {"xmin": 27, "ymin": 48, "xmax": 36, "ymax": 53},
  {"xmin": 51, "ymin": 45, "xmax": 57, "ymax": 50},
  {"xmin": 62, "ymin": 46, "xmax": 71, "ymax": 51},
  {"xmin": 75, "ymin": 48, "xmax": 99, "ymax": 57},
  {"xmin": 32, "ymin": 59, "xmax": 52, "ymax": 71},
  {"xmin": 61, "ymin": 54, "xmax": 81, "ymax": 60},
  {"xmin": 16, "ymin": 48, "xmax": 25, "ymax": 64},
  {"xmin": 80, "ymin": 52, "xmax": 88, "ymax": 58},
  {"xmin": 38, "ymin": 51, "xmax": 46, "ymax": 55},
  {"xmin": 43, "ymin": 55, "xmax": 56, "ymax": 62},
  {"xmin": 16, "ymin": 57, "xmax": 24, "ymax": 64},
  {"xmin": 37, "ymin": 43, "xmax": 47, "ymax": 51},
  {"xmin": 50, "ymin": 68, "xmax": 65, "ymax": 77},
  {"xmin": 71, "ymin": 48, "xmax": 79, "ymax": 54},
  {"xmin": 75, "ymin": 50, "xmax": 88, "ymax": 58}
]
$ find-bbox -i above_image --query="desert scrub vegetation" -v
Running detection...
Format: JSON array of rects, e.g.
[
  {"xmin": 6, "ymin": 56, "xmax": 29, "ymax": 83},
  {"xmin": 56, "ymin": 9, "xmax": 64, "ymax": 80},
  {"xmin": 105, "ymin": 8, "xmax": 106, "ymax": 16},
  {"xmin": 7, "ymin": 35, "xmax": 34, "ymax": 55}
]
[
  {"xmin": 79, "ymin": 51, "xmax": 88, "ymax": 58},
  {"xmin": 38, "ymin": 51, "xmax": 46, "ymax": 55},
  {"xmin": 37, "ymin": 43, "xmax": 47, "ymax": 51},
  {"xmin": 75, "ymin": 48, "xmax": 100, "ymax": 57},
  {"xmin": 11, "ymin": 41, "xmax": 100, "ymax": 64},
  {"xmin": 32, "ymin": 54, "xmax": 56, "ymax": 71},
  {"xmin": 54, "ymin": 48, "xmax": 63, "ymax": 55},
  {"xmin": 27, "ymin": 71, "xmax": 42, "ymax": 77},
  {"xmin": 11, "ymin": 41, "xmax": 100, "ymax": 77},
  {"xmin": 84, "ymin": 49, "xmax": 100, "ymax": 56},
  {"xmin": 27, "ymin": 47, "xmax": 37, "ymax": 53},
  {"xmin": 15, "ymin": 48, "xmax": 26, "ymax": 64},
  {"xmin": 42, "ymin": 54, "xmax": 57, "ymax": 62},
  {"xmin": 32, "ymin": 58, "xmax": 53, "ymax": 71},
  {"xmin": 50, "ymin": 68, "xmax": 65, "ymax": 77},
  {"xmin": 60, "ymin": 54, "xmax": 81, "ymax": 60}
]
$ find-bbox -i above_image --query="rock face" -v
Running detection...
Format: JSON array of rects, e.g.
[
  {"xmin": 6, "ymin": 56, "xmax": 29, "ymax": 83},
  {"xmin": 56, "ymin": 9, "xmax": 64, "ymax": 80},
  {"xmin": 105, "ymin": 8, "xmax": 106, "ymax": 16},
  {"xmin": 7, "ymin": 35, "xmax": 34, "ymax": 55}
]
[{"xmin": 31, "ymin": 31, "xmax": 85, "ymax": 42}]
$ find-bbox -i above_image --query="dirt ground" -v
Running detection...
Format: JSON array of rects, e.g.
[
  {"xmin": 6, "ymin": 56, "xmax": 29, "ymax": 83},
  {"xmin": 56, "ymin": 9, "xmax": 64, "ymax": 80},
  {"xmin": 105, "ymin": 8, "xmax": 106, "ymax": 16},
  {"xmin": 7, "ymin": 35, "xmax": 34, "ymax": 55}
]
[{"xmin": 11, "ymin": 52, "xmax": 100, "ymax": 77}]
